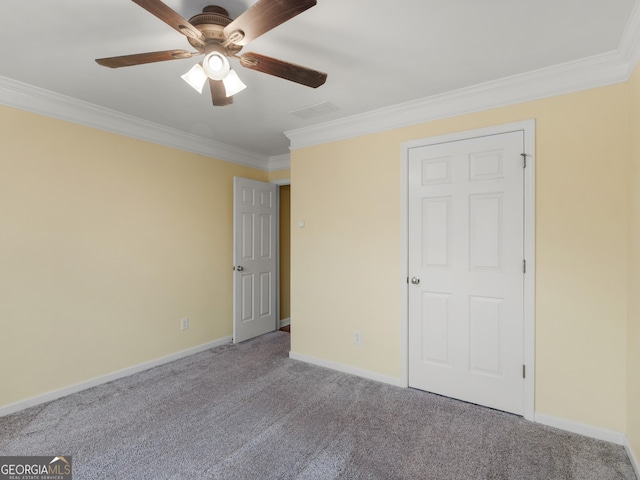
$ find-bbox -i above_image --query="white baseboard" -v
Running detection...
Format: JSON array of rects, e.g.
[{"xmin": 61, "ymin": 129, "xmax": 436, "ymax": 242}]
[
  {"xmin": 0, "ymin": 336, "xmax": 232, "ymax": 418},
  {"xmin": 534, "ymin": 413, "xmax": 625, "ymax": 445},
  {"xmin": 625, "ymin": 436, "xmax": 640, "ymax": 479},
  {"xmin": 286, "ymin": 354, "xmax": 630, "ymax": 450},
  {"xmin": 288, "ymin": 351, "xmax": 405, "ymax": 388},
  {"xmin": 279, "ymin": 317, "xmax": 291, "ymax": 328},
  {"xmin": 6, "ymin": 334, "xmax": 635, "ymax": 472}
]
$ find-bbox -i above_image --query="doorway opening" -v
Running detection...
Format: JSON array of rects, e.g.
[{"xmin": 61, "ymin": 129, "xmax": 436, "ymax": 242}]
[{"xmin": 278, "ymin": 183, "xmax": 291, "ymax": 332}]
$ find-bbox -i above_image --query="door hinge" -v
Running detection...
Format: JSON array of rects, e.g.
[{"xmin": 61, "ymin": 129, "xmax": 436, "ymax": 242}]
[
  {"xmin": 523, "ymin": 259, "xmax": 526, "ymax": 274},
  {"xmin": 522, "ymin": 364, "xmax": 526, "ymax": 379},
  {"xmin": 521, "ymin": 153, "xmax": 528, "ymax": 168}
]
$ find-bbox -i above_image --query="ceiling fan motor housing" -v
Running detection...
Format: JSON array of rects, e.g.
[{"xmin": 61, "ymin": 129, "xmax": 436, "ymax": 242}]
[{"xmin": 188, "ymin": 6, "xmax": 242, "ymax": 55}]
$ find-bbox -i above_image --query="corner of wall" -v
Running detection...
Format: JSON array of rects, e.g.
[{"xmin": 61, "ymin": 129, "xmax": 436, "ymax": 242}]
[
  {"xmin": 625, "ymin": 436, "xmax": 640, "ymax": 479},
  {"xmin": 626, "ymin": 58, "xmax": 640, "ymax": 478}
]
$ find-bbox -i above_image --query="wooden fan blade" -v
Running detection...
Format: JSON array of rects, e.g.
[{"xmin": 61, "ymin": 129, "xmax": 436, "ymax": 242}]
[
  {"xmin": 239, "ymin": 52, "xmax": 327, "ymax": 88},
  {"xmin": 132, "ymin": 0, "xmax": 204, "ymax": 44},
  {"xmin": 223, "ymin": 0, "xmax": 316, "ymax": 46},
  {"xmin": 96, "ymin": 50, "xmax": 195, "ymax": 68},
  {"xmin": 210, "ymin": 79, "xmax": 233, "ymax": 106}
]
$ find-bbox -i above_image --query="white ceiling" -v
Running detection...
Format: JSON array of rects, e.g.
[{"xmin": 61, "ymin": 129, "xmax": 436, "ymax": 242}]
[{"xmin": 0, "ymin": 0, "xmax": 638, "ymax": 161}]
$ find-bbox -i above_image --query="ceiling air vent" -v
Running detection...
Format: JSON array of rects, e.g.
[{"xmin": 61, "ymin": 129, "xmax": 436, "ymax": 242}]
[{"xmin": 289, "ymin": 101, "xmax": 339, "ymax": 120}]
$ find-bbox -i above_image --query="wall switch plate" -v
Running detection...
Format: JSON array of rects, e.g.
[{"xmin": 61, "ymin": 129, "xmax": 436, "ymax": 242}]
[
  {"xmin": 353, "ymin": 331, "xmax": 362, "ymax": 346},
  {"xmin": 181, "ymin": 317, "xmax": 189, "ymax": 330}
]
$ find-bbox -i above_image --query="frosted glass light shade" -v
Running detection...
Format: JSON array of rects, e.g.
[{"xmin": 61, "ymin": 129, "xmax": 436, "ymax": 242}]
[
  {"xmin": 202, "ymin": 52, "xmax": 230, "ymax": 81},
  {"xmin": 181, "ymin": 64, "xmax": 208, "ymax": 93},
  {"xmin": 181, "ymin": 56, "xmax": 246, "ymax": 99},
  {"xmin": 222, "ymin": 70, "xmax": 247, "ymax": 97}
]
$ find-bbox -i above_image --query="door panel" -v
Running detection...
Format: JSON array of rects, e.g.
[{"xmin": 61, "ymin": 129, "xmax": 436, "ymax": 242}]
[
  {"xmin": 469, "ymin": 295, "xmax": 502, "ymax": 375},
  {"xmin": 233, "ymin": 177, "xmax": 277, "ymax": 343},
  {"xmin": 422, "ymin": 197, "xmax": 451, "ymax": 267},
  {"xmin": 420, "ymin": 292, "xmax": 451, "ymax": 365},
  {"xmin": 469, "ymin": 194, "xmax": 503, "ymax": 270},
  {"xmin": 408, "ymin": 131, "xmax": 524, "ymax": 415}
]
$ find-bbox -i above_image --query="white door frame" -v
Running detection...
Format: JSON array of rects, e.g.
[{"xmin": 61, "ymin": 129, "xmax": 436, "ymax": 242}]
[
  {"xmin": 400, "ymin": 120, "xmax": 536, "ymax": 421},
  {"xmin": 271, "ymin": 177, "xmax": 291, "ymax": 330}
]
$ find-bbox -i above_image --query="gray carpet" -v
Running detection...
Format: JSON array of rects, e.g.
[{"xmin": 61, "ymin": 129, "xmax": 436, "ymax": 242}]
[{"xmin": 0, "ymin": 331, "xmax": 635, "ymax": 479}]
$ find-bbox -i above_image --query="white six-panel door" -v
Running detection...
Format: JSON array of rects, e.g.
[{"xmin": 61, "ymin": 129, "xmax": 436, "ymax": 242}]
[
  {"xmin": 233, "ymin": 177, "xmax": 278, "ymax": 343},
  {"xmin": 408, "ymin": 131, "xmax": 525, "ymax": 415}
]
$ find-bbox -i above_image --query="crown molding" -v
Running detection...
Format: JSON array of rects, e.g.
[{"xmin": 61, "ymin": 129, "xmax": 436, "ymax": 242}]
[
  {"xmin": 286, "ymin": 49, "xmax": 633, "ymax": 150},
  {"xmin": 286, "ymin": 4, "xmax": 640, "ymax": 151},
  {"xmin": 0, "ymin": 75, "xmax": 269, "ymax": 170},
  {"xmin": 620, "ymin": 0, "xmax": 640, "ymax": 75},
  {"xmin": 267, "ymin": 154, "xmax": 291, "ymax": 171}
]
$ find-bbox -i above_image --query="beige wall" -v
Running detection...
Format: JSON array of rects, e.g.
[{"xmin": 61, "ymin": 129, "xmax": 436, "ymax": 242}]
[
  {"xmin": 290, "ymin": 83, "xmax": 630, "ymax": 433},
  {"xmin": 267, "ymin": 169, "xmax": 291, "ymax": 183},
  {"xmin": 628, "ymin": 63, "xmax": 640, "ymax": 467},
  {"xmin": 1, "ymin": 70, "xmax": 637, "ymax": 464},
  {"xmin": 0, "ymin": 105, "xmax": 267, "ymax": 408}
]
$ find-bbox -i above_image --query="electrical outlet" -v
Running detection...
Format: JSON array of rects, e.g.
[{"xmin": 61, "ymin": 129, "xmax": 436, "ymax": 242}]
[
  {"xmin": 180, "ymin": 317, "xmax": 189, "ymax": 331},
  {"xmin": 353, "ymin": 331, "xmax": 362, "ymax": 346}
]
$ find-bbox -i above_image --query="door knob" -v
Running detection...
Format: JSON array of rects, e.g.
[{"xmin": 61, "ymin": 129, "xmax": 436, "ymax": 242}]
[
  {"xmin": 411, "ymin": 277, "xmax": 420, "ymax": 285},
  {"xmin": 235, "ymin": 265, "xmax": 244, "ymax": 271}
]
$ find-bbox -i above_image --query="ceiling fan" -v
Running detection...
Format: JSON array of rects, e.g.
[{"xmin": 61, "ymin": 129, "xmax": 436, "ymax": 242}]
[{"xmin": 96, "ymin": 0, "xmax": 328, "ymax": 106}]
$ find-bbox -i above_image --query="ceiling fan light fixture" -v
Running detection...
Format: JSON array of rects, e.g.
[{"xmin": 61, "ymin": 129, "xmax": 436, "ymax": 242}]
[
  {"xmin": 181, "ymin": 63, "xmax": 208, "ymax": 93},
  {"xmin": 202, "ymin": 51, "xmax": 230, "ymax": 81},
  {"xmin": 222, "ymin": 69, "xmax": 247, "ymax": 97},
  {"xmin": 96, "ymin": 1, "xmax": 326, "ymax": 108}
]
